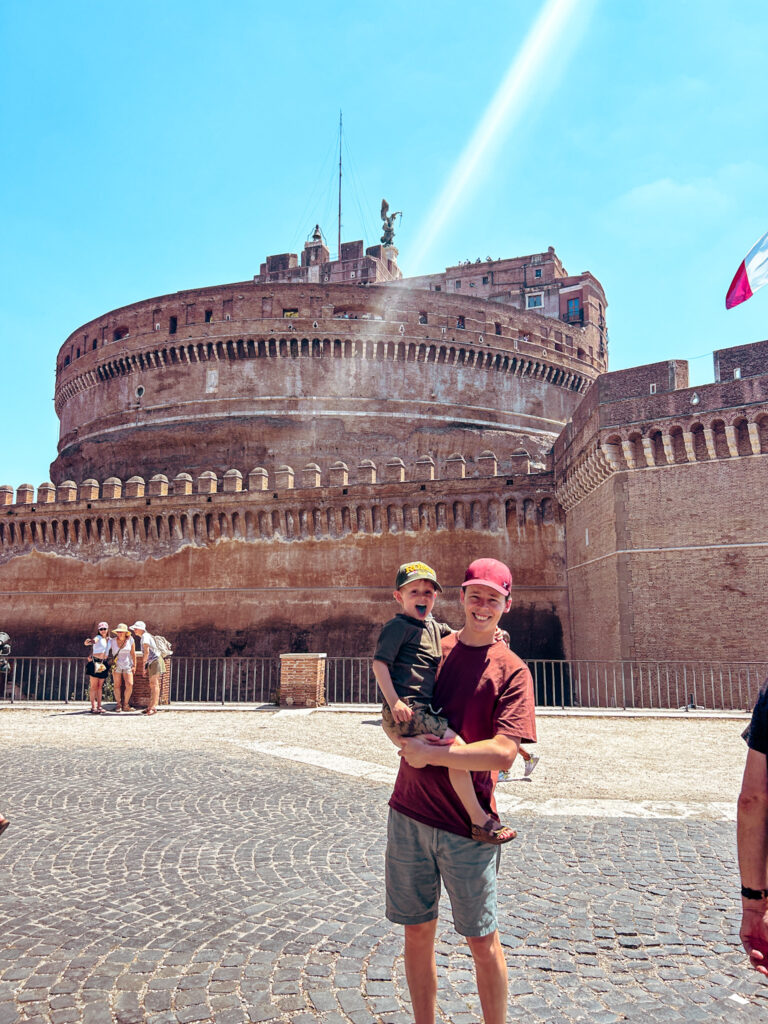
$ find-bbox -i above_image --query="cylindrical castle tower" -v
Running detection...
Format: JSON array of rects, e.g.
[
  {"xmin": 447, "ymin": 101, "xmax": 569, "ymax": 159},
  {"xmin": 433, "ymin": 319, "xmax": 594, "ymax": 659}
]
[{"xmin": 51, "ymin": 280, "xmax": 605, "ymax": 484}]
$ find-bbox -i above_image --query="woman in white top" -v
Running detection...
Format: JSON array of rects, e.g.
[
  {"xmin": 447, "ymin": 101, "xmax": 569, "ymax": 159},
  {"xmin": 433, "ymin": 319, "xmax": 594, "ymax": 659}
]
[
  {"xmin": 84, "ymin": 621, "xmax": 110, "ymax": 714},
  {"xmin": 109, "ymin": 624, "xmax": 137, "ymax": 713}
]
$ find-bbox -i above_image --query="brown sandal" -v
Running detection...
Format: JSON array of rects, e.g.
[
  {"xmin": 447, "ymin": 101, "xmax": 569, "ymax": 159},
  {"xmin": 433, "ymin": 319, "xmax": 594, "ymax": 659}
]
[{"xmin": 471, "ymin": 818, "xmax": 517, "ymax": 845}]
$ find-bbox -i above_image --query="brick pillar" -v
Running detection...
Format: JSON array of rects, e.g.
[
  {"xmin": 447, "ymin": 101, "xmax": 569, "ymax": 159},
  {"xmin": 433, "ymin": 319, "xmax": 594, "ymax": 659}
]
[
  {"xmin": 129, "ymin": 656, "xmax": 171, "ymax": 709},
  {"xmin": 278, "ymin": 653, "xmax": 327, "ymax": 708}
]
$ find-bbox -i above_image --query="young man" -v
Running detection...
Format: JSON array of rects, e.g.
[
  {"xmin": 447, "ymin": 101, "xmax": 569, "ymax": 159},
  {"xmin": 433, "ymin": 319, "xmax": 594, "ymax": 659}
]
[
  {"xmin": 373, "ymin": 560, "xmax": 516, "ymax": 844},
  {"xmin": 386, "ymin": 558, "xmax": 536, "ymax": 1024}
]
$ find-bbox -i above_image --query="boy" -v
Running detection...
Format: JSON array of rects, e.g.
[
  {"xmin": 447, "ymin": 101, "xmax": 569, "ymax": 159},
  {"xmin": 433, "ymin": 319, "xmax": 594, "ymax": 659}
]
[{"xmin": 372, "ymin": 560, "xmax": 516, "ymax": 845}]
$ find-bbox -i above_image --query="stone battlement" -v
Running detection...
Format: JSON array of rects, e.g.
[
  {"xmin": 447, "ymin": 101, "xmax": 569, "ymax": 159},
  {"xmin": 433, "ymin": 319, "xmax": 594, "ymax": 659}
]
[
  {"xmin": 2, "ymin": 449, "xmax": 548, "ymax": 509},
  {"xmin": 553, "ymin": 364, "xmax": 768, "ymax": 511},
  {"xmin": 0, "ymin": 469, "xmax": 560, "ymax": 565}
]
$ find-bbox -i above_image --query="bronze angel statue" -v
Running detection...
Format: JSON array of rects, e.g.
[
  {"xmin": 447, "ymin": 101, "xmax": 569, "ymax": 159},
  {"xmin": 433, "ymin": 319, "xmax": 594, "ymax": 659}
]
[{"xmin": 380, "ymin": 199, "xmax": 402, "ymax": 246}]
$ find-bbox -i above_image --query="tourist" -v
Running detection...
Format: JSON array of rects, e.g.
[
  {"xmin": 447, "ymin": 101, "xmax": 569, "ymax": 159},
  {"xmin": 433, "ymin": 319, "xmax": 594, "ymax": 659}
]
[
  {"xmin": 0, "ymin": 814, "xmax": 9, "ymax": 839},
  {"xmin": 737, "ymin": 678, "xmax": 768, "ymax": 976},
  {"xmin": 130, "ymin": 621, "xmax": 164, "ymax": 716},
  {"xmin": 373, "ymin": 560, "xmax": 516, "ymax": 844},
  {"xmin": 109, "ymin": 624, "xmax": 136, "ymax": 713},
  {"xmin": 386, "ymin": 558, "xmax": 536, "ymax": 1024},
  {"xmin": 496, "ymin": 629, "xmax": 539, "ymax": 782},
  {"xmin": 83, "ymin": 621, "xmax": 110, "ymax": 713},
  {"xmin": 498, "ymin": 746, "xmax": 540, "ymax": 782}
]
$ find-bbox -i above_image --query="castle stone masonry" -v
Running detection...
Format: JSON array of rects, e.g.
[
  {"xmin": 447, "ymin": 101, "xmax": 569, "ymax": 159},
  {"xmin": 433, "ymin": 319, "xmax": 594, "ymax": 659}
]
[{"xmin": 2, "ymin": 234, "xmax": 767, "ymax": 681}]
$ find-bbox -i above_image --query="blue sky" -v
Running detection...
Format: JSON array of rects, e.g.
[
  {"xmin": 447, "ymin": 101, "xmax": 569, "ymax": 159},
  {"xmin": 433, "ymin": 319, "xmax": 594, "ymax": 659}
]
[{"xmin": 2, "ymin": 0, "xmax": 768, "ymax": 488}]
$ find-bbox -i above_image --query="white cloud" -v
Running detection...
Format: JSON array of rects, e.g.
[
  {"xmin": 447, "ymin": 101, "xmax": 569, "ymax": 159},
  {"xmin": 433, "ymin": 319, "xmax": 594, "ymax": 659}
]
[{"xmin": 604, "ymin": 163, "xmax": 768, "ymax": 245}]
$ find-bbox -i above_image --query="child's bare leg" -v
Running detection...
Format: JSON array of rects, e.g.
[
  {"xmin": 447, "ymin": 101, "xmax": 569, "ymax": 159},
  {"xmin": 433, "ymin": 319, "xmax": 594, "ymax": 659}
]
[{"xmin": 445, "ymin": 730, "xmax": 516, "ymax": 844}]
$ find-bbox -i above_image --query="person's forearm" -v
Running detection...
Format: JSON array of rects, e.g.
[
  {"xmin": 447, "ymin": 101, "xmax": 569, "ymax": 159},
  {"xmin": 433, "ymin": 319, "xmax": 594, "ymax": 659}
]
[
  {"xmin": 409, "ymin": 735, "xmax": 519, "ymax": 772},
  {"xmin": 372, "ymin": 660, "xmax": 399, "ymax": 709},
  {"xmin": 738, "ymin": 791, "xmax": 768, "ymax": 891}
]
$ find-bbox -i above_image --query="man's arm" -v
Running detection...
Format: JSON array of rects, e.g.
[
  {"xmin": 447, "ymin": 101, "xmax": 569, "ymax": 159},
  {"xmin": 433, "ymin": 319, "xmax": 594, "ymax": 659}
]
[
  {"xmin": 737, "ymin": 748, "xmax": 768, "ymax": 976},
  {"xmin": 399, "ymin": 732, "xmax": 519, "ymax": 772}
]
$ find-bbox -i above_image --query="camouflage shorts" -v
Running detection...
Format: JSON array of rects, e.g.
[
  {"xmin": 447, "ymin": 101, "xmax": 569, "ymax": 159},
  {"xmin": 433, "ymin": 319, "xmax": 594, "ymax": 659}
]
[{"xmin": 381, "ymin": 699, "xmax": 450, "ymax": 742}]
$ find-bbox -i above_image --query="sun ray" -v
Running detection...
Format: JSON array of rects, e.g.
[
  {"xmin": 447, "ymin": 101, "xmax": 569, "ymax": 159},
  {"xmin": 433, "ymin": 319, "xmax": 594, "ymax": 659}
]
[{"xmin": 410, "ymin": 0, "xmax": 596, "ymax": 270}]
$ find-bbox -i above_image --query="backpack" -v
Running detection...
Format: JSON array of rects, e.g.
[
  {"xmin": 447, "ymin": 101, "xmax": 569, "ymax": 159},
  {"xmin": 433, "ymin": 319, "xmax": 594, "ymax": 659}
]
[{"xmin": 153, "ymin": 634, "xmax": 174, "ymax": 658}]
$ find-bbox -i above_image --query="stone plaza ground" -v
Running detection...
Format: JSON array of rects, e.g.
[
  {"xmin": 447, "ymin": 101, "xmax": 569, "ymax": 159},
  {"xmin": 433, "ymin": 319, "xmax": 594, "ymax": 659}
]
[{"xmin": 1, "ymin": 706, "xmax": 767, "ymax": 1024}]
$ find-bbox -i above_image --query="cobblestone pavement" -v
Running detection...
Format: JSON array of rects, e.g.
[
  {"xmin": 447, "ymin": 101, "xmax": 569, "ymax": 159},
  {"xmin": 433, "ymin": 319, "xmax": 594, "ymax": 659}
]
[{"xmin": 2, "ymin": 708, "xmax": 767, "ymax": 1024}]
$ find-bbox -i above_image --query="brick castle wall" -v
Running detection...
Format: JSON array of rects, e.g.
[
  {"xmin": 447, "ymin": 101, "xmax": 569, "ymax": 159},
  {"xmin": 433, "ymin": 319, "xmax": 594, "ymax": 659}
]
[{"xmin": 555, "ymin": 353, "xmax": 768, "ymax": 665}]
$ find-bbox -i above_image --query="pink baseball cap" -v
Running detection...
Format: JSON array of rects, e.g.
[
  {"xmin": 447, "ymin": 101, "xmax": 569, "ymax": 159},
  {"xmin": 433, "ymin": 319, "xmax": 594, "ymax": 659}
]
[
  {"xmin": 461, "ymin": 558, "xmax": 512, "ymax": 597},
  {"xmin": 97, "ymin": 621, "xmax": 109, "ymax": 630}
]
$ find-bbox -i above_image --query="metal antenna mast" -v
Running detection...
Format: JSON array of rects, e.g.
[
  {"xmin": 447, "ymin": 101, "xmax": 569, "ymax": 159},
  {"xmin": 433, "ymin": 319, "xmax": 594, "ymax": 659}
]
[{"xmin": 337, "ymin": 110, "xmax": 342, "ymax": 261}]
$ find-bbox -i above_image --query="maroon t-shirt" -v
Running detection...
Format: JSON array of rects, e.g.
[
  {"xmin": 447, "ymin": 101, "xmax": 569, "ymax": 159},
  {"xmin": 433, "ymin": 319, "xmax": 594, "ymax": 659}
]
[{"xmin": 389, "ymin": 633, "xmax": 537, "ymax": 837}]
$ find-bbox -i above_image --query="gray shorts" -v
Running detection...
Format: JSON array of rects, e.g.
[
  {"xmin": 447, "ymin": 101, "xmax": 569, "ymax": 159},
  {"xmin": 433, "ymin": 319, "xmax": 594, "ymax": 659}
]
[
  {"xmin": 385, "ymin": 808, "xmax": 500, "ymax": 937},
  {"xmin": 381, "ymin": 700, "xmax": 450, "ymax": 742}
]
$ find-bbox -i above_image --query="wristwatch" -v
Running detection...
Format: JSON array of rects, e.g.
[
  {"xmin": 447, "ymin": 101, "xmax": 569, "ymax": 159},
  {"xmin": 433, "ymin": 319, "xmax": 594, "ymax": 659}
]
[{"xmin": 741, "ymin": 885, "xmax": 768, "ymax": 900}]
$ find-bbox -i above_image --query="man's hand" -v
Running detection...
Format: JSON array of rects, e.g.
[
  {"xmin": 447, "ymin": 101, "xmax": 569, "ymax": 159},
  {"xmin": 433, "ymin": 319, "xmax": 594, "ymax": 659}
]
[
  {"xmin": 398, "ymin": 735, "xmax": 444, "ymax": 768},
  {"xmin": 391, "ymin": 699, "xmax": 414, "ymax": 724},
  {"xmin": 741, "ymin": 906, "xmax": 768, "ymax": 976}
]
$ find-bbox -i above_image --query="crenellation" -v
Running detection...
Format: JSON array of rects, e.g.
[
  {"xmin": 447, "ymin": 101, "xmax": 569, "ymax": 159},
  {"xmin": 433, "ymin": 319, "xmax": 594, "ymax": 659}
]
[
  {"xmin": 196, "ymin": 471, "xmax": 217, "ymax": 495},
  {"xmin": 16, "ymin": 484, "xmax": 34, "ymax": 505},
  {"xmin": 477, "ymin": 451, "xmax": 498, "ymax": 477},
  {"xmin": 275, "ymin": 466, "xmax": 295, "ymax": 490},
  {"xmin": 415, "ymin": 455, "xmax": 435, "ymax": 481},
  {"xmin": 222, "ymin": 469, "xmax": 242, "ymax": 494},
  {"xmin": 79, "ymin": 479, "xmax": 99, "ymax": 502},
  {"xmin": 248, "ymin": 467, "xmax": 269, "ymax": 492},
  {"xmin": 446, "ymin": 453, "xmax": 466, "ymax": 479},
  {"xmin": 302, "ymin": 464, "xmax": 321, "ymax": 488},
  {"xmin": 149, "ymin": 474, "xmax": 170, "ymax": 497},
  {"xmin": 125, "ymin": 476, "xmax": 145, "ymax": 499},
  {"xmin": 173, "ymin": 473, "xmax": 193, "ymax": 495},
  {"xmin": 358, "ymin": 459, "xmax": 377, "ymax": 484},
  {"xmin": 37, "ymin": 482, "xmax": 56, "ymax": 503},
  {"xmin": 0, "ymin": 472, "xmax": 561, "ymax": 563},
  {"xmin": 385, "ymin": 458, "xmax": 405, "ymax": 483},
  {"xmin": 329, "ymin": 461, "xmax": 349, "ymax": 487},
  {"xmin": 57, "ymin": 481, "xmax": 77, "ymax": 502}
]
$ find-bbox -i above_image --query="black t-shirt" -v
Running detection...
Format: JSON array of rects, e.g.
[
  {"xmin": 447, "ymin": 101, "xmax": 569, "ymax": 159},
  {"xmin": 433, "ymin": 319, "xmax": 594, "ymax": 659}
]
[
  {"xmin": 373, "ymin": 613, "xmax": 452, "ymax": 703},
  {"xmin": 743, "ymin": 678, "xmax": 768, "ymax": 754}
]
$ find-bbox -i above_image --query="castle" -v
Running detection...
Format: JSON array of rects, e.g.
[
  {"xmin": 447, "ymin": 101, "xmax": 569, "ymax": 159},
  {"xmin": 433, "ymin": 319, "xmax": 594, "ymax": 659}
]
[{"xmin": 1, "ymin": 232, "xmax": 766, "ymax": 674}]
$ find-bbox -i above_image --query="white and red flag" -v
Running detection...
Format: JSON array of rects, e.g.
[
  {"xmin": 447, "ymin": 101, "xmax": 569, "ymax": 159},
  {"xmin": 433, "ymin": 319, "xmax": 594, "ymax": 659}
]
[{"xmin": 726, "ymin": 229, "xmax": 768, "ymax": 308}]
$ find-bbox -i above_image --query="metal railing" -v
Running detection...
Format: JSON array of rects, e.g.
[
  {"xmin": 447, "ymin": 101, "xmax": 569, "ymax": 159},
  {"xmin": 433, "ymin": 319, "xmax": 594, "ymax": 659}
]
[
  {"xmin": 323, "ymin": 658, "xmax": 767, "ymax": 712},
  {"xmin": 2, "ymin": 656, "xmax": 765, "ymax": 711},
  {"xmin": 526, "ymin": 660, "xmax": 768, "ymax": 712},
  {"xmin": 169, "ymin": 657, "xmax": 279, "ymax": 703},
  {"xmin": 325, "ymin": 658, "xmax": 377, "ymax": 704},
  {"xmin": 0, "ymin": 656, "xmax": 280, "ymax": 704}
]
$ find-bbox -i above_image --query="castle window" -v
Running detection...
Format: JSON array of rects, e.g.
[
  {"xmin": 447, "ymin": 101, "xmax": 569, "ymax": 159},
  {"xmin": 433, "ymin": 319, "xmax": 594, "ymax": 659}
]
[
  {"xmin": 434, "ymin": 285, "xmax": 441, "ymax": 292},
  {"xmin": 76, "ymin": 348, "xmax": 80, "ymax": 358},
  {"xmin": 92, "ymin": 338, "xmax": 98, "ymax": 350},
  {"xmin": 169, "ymin": 316, "xmax": 177, "ymax": 334},
  {"xmin": 534, "ymin": 268, "xmax": 542, "ymax": 279},
  {"xmin": 64, "ymin": 355, "xmax": 70, "ymax": 367},
  {"xmin": 456, "ymin": 316, "xmax": 465, "ymax": 330},
  {"xmin": 482, "ymin": 276, "xmax": 489, "ymax": 285},
  {"xmin": 526, "ymin": 293, "xmax": 543, "ymax": 309},
  {"xmin": 454, "ymin": 280, "xmax": 461, "ymax": 290},
  {"xmin": 495, "ymin": 322, "xmax": 502, "ymax": 336},
  {"xmin": 734, "ymin": 367, "xmax": 742, "ymax": 379},
  {"xmin": 418, "ymin": 312, "xmax": 428, "ymax": 324},
  {"xmin": 282, "ymin": 309, "xmax": 299, "ymax": 318},
  {"xmin": 649, "ymin": 383, "xmax": 657, "ymax": 395},
  {"xmin": 113, "ymin": 327, "xmax": 129, "ymax": 341},
  {"xmin": 205, "ymin": 310, "xmax": 213, "ymax": 323}
]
